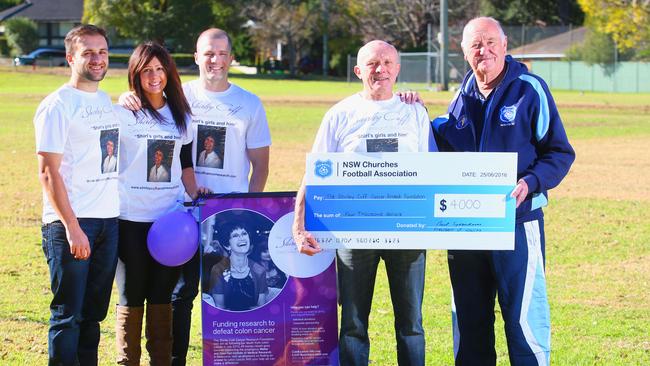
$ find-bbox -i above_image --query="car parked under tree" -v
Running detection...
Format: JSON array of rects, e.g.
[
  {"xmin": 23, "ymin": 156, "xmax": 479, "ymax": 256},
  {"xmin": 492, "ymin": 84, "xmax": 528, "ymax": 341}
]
[{"xmin": 13, "ymin": 48, "xmax": 67, "ymax": 67}]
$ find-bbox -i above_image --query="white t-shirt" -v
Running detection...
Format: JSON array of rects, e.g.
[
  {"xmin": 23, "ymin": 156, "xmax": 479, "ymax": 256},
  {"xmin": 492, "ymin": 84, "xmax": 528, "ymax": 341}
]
[
  {"xmin": 312, "ymin": 93, "xmax": 435, "ymax": 153},
  {"xmin": 115, "ymin": 104, "xmax": 192, "ymax": 222},
  {"xmin": 197, "ymin": 150, "xmax": 221, "ymax": 168},
  {"xmin": 102, "ymin": 154, "xmax": 117, "ymax": 173},
  {"xmin": 34, "ymin": 84, "xmax": 120, "ymax": 223},
  {"xmin": 183, "ymin": 80, "xmax": 271, "ymax": 193}
]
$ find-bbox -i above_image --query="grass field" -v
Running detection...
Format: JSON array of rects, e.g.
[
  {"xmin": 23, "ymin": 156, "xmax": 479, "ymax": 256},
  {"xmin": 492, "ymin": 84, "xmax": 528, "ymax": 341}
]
[{"xmin": 0, "ymin": 66, "xmax": 649, "ymax": 365}]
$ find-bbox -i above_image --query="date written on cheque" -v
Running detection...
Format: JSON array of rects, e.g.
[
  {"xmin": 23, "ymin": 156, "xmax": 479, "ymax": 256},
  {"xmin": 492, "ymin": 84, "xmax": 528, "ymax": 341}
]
[{"xmin": 462, "ymin": 171, "xmax": 508, "ymax": 178}]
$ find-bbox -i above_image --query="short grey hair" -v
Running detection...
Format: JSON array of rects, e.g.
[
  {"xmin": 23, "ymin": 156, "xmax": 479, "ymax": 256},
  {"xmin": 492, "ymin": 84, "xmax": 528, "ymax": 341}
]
[{"xmin": 461, "ymin": 17, "xmax": 506, "ymax": 49}]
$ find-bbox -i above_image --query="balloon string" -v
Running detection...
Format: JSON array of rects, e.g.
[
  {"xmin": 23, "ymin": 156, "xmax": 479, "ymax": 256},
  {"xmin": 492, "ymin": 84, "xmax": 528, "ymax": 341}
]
[{"xmin": 178, "ymin": 192, "xmax": 232, "ymax": 209}]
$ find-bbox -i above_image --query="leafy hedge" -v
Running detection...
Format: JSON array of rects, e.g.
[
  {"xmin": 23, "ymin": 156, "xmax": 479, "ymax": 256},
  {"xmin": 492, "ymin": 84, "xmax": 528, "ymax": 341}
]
[
  {"xmin": 0, "ymin": 35, "xmax": 9, "ymax": 56},
  {"xmin": 109, "ymin": 53, "xmax": 195, "ymax": 67},
  {"xmin": 4, "ymin": 17, "xmax": 38, "ymax": 56}
]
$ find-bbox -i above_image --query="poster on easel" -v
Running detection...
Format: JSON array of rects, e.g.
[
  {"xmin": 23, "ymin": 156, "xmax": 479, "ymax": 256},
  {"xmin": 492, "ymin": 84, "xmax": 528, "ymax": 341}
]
[{"xmin": 199, "ymin": 192, "xmax": 339, "ymax": 366}]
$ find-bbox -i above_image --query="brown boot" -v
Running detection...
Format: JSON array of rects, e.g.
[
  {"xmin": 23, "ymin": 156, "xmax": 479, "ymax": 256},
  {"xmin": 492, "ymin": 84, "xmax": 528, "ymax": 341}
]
[
  {"xmin": 145, "ymin": 303, "xmax": 173, "ymax": 365},
  {"xmin": 115, "ymin": 305, "xmax": 144, "ymax": 366}
]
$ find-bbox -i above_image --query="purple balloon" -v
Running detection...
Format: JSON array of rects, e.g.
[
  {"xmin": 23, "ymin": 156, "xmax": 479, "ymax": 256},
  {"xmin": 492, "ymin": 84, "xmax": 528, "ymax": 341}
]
[{"xmin": 147, "ymin": 210, "xmax": 198, "ymax": 267}]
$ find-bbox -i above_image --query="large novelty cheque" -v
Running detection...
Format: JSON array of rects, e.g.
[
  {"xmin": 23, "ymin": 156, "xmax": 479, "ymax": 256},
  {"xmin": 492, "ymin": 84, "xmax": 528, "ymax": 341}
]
[
  {"xmin": 200, "ymin": 193, "xmax": 338, "ymax": 366},
  {"xmin": 305, "ymin": 152, "xmax": 517, "ymax": 250}
]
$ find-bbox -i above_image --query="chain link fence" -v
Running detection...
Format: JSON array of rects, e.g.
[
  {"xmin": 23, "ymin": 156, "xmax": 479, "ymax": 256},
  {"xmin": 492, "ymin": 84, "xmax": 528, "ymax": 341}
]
[
  {"xmin": 346, "ymin": 53, "xmax": 467, "ymax": 90},
  {"xmin": 346, "ymin": 24, "xmax": 577, "ymax": 90}
]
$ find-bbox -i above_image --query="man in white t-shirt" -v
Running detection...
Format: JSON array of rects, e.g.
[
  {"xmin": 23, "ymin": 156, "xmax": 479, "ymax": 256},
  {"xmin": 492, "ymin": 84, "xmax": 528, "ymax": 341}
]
[
  {"xmin": 292, "ymin": 40, "xmax": 436, "ymax": 366},
  {"xmin": 102, "ymin": 139, "xmax": 117, "ymax": 173},
  {"xmin": 180, "ymin": 28, "xmax": 271, "ymax": 364},
  {"xmin": 34, "ymin": 24, "xmax": 120, "ymax": 365},
  {"xmin": 119, "ymin": 28, "xmax": 271, "ymax": 365}
]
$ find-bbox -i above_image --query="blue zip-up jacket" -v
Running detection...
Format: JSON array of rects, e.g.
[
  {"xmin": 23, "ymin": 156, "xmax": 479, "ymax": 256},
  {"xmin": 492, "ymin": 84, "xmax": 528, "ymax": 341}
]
[{"xmin": 432, "ymin": 56, "xmax": 575, "ymax": 222}]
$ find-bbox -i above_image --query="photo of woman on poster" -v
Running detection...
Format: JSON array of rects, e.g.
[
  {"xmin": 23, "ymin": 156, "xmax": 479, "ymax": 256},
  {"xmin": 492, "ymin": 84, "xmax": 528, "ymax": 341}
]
[
  {"xmin": 197, "ymin": 195, "xmax": 338, "ymax": 366},
  {"xmin": 209, "ymin": 221, "xmax": 269, "ymax": 311}
]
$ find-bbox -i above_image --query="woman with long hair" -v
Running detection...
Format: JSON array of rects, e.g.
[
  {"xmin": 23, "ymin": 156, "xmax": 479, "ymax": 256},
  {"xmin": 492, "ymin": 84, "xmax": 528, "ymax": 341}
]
[
  {"xmin": 114, "ymin": 41, "xmax": 203, "ymax": 364},
  {"xmin": 209, "ymin": 222, "xmax": 268, "ymax": 311}
]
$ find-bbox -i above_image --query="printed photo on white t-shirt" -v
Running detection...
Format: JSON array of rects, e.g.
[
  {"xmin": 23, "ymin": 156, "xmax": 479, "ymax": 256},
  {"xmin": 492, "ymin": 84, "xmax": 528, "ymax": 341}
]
[
  {"xmin": 196, "ymin": 124, "xmax": 225, "ymax": 170},
  {"xmin": 100, "ymin": 128, "xmax": 119, "ymax": 174},
  {"xmin": 147, "ymin": 139, "xmax": 174, "ymax": 183},
  {"xmin": 366, "ymin": 138, "xmax": 398, "ymax": 152}
]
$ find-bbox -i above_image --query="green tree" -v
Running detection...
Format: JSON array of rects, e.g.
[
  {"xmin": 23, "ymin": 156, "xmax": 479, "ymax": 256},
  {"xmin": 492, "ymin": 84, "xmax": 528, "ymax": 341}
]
[
  {"xmin": 83, "ymin": 0, "xmax": 215, "ymax": 52},
  {"xmin": 480, "ymin": 0, "xmax": 584, "ymax": 25},
  {"xmin": 4, "ymin": 17, "xmax": 38, "ymax": 56},
  {"xmin": 244, "ymin": 0, "xmax": 320, "ymax": 77},
  {"xmin": 210, "ymin": 1, "xmax": 255, "ymax": 64},
  {"xmin": 351, "ymin": 0, "xmax": 437, "ymax": 49},
  {"xmin": 349, "ymin": 0, "xmax": 476, "ymax": 50},
  {"xmin": 0, "ymin": 0, "xmax": 22, "ymax": 11},
  {"xmin": 322, "ymin": 0, "xmax": 364, "ymax": 75},
  {"xmin": 565, "ymin": 28, "xmax": 634, "ymax": 65},
  {"xmin": 578, "ymin": 0, "xmax": 650, "ymax": 58}
]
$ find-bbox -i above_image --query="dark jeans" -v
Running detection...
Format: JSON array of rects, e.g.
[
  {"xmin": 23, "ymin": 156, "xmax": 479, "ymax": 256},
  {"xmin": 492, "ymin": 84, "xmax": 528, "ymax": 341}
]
[
  {"xmin": 115, "ymin": 220, "xmax": 180, "ymax": 306},
  {"xmin": 337, "ymin": 249, "xmax": 426, "ymax": 366},
  {"xmin": 41, "ymin": 218, "xmax": 118, "ymax": 366},
  {"xmin": 171, "ymin": 249, "xmax": 200, "ymax": 366}
]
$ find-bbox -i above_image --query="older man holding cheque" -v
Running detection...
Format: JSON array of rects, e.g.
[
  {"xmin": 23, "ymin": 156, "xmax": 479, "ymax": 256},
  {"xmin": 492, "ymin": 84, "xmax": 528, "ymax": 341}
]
[
  {"xmin": 432, "ymin": 17, "xmax": 575, "ymax": 365},
  {"xmin": 293, "ymin": 40, "xmax": 435, "ymax": 366}
]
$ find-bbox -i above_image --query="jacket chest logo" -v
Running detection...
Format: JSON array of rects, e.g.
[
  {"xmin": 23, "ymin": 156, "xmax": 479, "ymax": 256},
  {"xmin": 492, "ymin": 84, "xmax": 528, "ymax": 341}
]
[
  {"xmin": 499, "ymin": 105, "xmax": 517, "ymax": 126},
  {"xmin": 456, "ymin": 114, "xmax": 470, "ymax": 130},
  {"xmin": 499, "ymin": 96, "xmax": 525, "ymax": 127}
]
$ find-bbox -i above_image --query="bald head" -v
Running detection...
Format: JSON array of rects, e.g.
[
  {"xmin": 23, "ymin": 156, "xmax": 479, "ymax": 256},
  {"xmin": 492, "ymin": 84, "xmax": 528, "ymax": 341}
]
[
  {"xmin": 354, "ymin": 40, "xmax": 400, "ymax": 101},
  {"xmin": 196, "ymin": 28, "xmax": 232, "ymax": 52},
  {"xmin": 357, "ymin": 40, "xmax": 398, "ymax": 65},
  {"xmin": 195, "ymin": 28, "xmax": 234, "ymax": 91}
]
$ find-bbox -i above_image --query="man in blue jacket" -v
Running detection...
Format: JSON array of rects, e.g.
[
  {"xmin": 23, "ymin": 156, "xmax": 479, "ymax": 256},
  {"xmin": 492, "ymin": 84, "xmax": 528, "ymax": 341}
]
[{"xmin": 432, "ymin": 17, "xmax": 575, "ymax": 366}]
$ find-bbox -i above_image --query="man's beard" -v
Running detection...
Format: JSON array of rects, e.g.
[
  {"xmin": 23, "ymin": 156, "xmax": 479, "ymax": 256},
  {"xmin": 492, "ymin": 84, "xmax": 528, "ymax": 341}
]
[{"xmin": 81, "ymin": 68, "xmax": 107, "ymax": 82}]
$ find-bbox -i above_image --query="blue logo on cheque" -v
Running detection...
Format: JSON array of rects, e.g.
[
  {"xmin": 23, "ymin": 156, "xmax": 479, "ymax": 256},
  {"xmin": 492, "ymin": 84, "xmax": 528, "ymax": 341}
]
[{"xmin": 314, "ymin": 160, "xmax": 333, "ymax": 178}]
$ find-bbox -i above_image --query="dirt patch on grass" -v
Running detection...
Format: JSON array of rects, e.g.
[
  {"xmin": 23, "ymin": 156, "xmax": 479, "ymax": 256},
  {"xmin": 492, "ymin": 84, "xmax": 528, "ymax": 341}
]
[
  {"xmin": 554, "ymin": 136, "xmax": 650, "ymax": 202},
  {"xmin": 559, "ymin": 103, "xmax": 650, "ymax": 113},
  {"xmin": 267, "ymin": 143, "xmax": 309, "ymax": 191},
  {"xmin": 5, "ymin": 66, "xmax": 131, "ymax": 77},
  {"xmin": 268, "ymin": 133, "xmax": 650, "ymax": 202},
  {"xmin": 261, "ymin": 96, "xmax": 650, "ymax": 111},
  {"xmin": 261, "ymin": 95, "xmax": 457, "ymax": 107},
  {"xmin": 262, "ymin": 96, "xmax": 344, "ymax": 106},
  {"xmin": 271, "ymin": 132, "xmax": 650, "ymax": 202}
]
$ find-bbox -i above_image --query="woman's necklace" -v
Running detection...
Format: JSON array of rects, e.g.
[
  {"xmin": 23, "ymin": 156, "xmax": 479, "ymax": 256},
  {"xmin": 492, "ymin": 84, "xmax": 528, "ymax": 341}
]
[{"xmin": 230, "ymin": 257, "xmax": 249, "ymax": 275}]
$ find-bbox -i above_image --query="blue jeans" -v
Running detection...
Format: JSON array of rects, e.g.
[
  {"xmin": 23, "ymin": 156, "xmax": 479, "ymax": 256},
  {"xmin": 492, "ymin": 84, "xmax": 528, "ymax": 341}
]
[
  {"xmin": 337, "ymin": 249, "xmax": 426, "ymax": 366},
  {"xmin": 170, "ymin": 249, "xmax": 200, "ymax": 366},
  {"xmin": 41, "ymin": 218, "xmax": 118, "ymax": 366}
]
